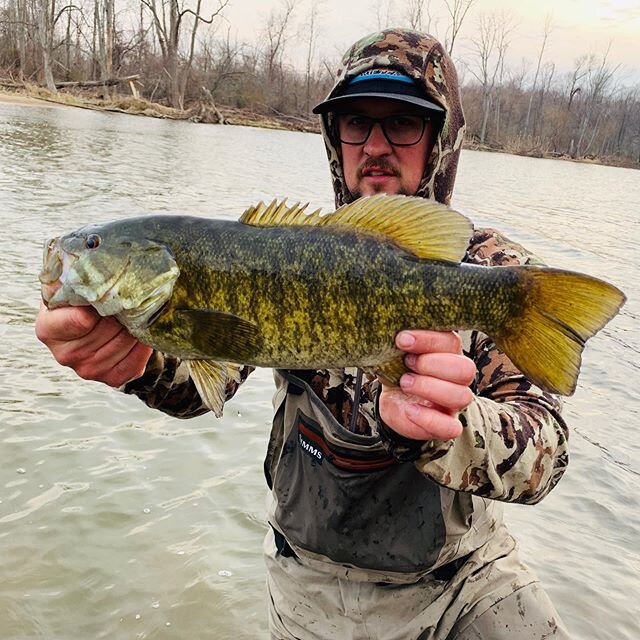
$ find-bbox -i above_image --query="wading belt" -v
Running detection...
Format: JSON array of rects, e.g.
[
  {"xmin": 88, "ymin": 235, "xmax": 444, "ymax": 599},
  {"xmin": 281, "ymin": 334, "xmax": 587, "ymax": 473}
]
[{"xmin": 271, "ymin": 525, "xmax": 473, "ymax": 580}]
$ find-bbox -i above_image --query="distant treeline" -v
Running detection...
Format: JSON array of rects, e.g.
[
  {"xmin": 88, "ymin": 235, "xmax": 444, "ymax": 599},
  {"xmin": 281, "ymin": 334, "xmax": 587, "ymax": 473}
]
[{"xmin": 0, "ymin": 0, "xmax": 638, "ymax": 166}]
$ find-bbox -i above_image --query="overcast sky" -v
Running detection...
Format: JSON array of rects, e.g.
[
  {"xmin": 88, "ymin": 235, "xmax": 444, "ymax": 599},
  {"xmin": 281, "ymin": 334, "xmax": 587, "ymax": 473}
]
[{"xmin": 221, "ymin": 0, "xmax": 640, "ymax": 86}]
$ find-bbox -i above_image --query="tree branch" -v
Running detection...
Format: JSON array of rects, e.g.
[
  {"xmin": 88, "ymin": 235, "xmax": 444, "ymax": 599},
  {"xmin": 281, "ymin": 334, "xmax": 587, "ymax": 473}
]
[
  {"xmin": 52, "ymin": 4, "xmax": 82, "ymax": 29},
  {"xmin": 178, "ymin": 0, "xmax": 229, "ymax": 26}
]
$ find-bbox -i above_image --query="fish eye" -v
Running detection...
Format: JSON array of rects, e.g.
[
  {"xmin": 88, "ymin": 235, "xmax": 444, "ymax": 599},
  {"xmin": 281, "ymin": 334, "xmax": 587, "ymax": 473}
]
[{"xmin": 85, "ymin": 234, "xmax": 101, "ymax": 250}]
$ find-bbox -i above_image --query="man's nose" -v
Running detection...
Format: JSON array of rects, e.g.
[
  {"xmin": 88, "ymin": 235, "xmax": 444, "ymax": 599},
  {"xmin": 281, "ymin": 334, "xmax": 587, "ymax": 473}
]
[{"xmin": 363, "ymin": 122, "xmax": 392, "ymax": 155}]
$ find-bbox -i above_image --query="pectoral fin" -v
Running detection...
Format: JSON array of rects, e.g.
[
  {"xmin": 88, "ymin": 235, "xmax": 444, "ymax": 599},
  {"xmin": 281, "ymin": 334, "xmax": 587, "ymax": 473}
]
[
  {"xmin": 373, "ymin": 355, "xmax": 408, "ymax": 387},
  {"xmin": 174, "ymin": 309, "xmax": 262, "ymax": 361},
  {"xmin": 187, "ymin": 359, "xmax": 243, "ymax": 417}
]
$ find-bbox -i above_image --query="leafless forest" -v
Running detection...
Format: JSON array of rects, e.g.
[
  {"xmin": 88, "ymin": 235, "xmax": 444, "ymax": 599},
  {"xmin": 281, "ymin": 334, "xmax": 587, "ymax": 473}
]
[{"xmin": 0, "ymin": 0, "xmax": 638, "ymax": 166}]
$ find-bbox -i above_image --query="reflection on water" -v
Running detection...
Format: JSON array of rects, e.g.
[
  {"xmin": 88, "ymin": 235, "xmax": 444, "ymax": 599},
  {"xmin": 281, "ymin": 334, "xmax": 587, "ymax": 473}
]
[{"xmin": 0, "ymin": 102, "xmax": 638, "ymax": 639}]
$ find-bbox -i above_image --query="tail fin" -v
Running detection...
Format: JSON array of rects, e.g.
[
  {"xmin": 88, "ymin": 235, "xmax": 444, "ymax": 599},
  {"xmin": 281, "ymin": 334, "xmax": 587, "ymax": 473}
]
[{"xmin": 498, "ymin": 267, "xmax": 626, "ymax": 395}]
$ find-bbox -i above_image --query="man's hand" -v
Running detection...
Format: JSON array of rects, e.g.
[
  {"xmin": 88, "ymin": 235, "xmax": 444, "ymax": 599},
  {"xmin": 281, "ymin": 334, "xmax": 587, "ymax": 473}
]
[
  {"xmin": 35, "ymin": 304, "xmax": 153, "ymax": 387},
  {"xmin": 379, "ymin": 330, "xmax": 476, "ymax": 441}
]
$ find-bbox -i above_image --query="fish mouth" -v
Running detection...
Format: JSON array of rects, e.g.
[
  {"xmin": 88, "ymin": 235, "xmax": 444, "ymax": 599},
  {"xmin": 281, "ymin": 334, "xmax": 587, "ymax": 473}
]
[
  {"xmin": 39, "ymin": 239, "xmax": 63, "ymax": 305},
  {"xmin": 41, "ymin": 281, "xmax": 61, "ymax": 305},
  {"xmin": 39, "ymin": 238, "xmax": 79, "ymax": 307}
]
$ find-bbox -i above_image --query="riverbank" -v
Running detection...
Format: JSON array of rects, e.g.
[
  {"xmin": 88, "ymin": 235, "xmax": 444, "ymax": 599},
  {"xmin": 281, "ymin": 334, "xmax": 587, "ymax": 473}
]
[
  {"xmin": 0, "ymin": 89, "xmax": 62, "ymax": 108},
  {"xmin": 1, "ymin": 87, "xmax": 636, "ymax": 169},
  {"xmin": 0, "ymin": 86, "xmax": 320, "ymax": 133},
  {"xmin": 464, "ymin": 140, "xmax": 639, "ymax": 170}
]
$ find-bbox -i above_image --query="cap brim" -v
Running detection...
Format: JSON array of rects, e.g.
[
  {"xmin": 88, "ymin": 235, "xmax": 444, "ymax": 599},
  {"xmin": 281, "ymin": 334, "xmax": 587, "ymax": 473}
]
[{"xmin": 312, "ymin": 92, "xmax": 445, "ymax": 115}]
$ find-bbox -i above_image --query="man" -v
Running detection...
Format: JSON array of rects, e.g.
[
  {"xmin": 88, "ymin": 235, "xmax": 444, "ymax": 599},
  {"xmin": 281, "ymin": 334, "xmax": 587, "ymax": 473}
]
[{"xmin": 36, "ymin": 29, "xmax": 570, "ymax": 639}]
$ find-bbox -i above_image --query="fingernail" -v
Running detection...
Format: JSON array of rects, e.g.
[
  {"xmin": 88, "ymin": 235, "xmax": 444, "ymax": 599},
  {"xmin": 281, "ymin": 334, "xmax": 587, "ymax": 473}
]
[
  {"xmin": 405, "ymin": 354, "xmax": 417, "ymax": 368},
  {"xmin": 397, "ymin": 332, "xmax": 415, "ymax": 348},
  {"xmin": 400, "ymin": 373, "xmax": 415, "ymax": 389}
]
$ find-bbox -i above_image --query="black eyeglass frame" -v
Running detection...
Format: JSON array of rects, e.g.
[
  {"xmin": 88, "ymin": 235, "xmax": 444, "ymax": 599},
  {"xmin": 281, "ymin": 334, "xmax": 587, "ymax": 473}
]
[{"xmin": 335, "ymin": 113, "xmax": 437, "ymax": 147}]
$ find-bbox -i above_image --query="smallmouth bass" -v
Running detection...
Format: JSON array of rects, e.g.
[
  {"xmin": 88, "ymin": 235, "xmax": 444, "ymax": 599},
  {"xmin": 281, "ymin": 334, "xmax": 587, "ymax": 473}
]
[{"xmin": 39, "ymin": 195, "xmax": 626, "ymax": 416}]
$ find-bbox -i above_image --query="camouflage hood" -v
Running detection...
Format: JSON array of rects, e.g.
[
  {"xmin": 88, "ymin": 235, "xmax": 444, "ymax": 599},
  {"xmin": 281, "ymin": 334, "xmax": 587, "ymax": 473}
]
[{"xmin": 319, "ymin": 28, "xmax": 466, "ymax": 207}]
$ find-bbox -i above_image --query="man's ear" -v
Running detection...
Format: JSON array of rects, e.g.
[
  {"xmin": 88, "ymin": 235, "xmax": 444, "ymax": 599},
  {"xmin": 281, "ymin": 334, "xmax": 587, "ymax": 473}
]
[{"xmin": 426, "ymin": 120, "xmax": 439, "ymax": 156}]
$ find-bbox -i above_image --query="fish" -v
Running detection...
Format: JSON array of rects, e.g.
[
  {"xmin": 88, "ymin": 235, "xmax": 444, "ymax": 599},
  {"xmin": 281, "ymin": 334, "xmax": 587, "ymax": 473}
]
[{"xmin": 39, "ymin": 195, "xmax": 626, "ymax": 416}]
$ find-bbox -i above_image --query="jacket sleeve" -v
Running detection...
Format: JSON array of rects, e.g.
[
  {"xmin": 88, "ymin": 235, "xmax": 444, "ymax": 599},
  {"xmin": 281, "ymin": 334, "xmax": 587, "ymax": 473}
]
[
  {"xmin": 121, "ymin": 350, "xmax": 254, "ymax": 419},
  {"xmin": 376, "ymin": 228, "xmax": 569, "ymax": 505}
]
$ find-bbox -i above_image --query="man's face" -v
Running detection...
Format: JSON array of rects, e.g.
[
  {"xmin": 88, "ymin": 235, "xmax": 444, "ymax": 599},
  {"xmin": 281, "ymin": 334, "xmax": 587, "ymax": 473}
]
[{"xmin": 337, "ymin": 98, "xmax": 434, "ymax": 198}]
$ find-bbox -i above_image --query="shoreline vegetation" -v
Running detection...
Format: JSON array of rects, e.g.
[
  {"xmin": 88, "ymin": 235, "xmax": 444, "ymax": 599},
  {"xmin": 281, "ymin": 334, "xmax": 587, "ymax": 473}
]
[{"xmin": 1, "ymin": 84, "xmax": 637, "ymax": 171}]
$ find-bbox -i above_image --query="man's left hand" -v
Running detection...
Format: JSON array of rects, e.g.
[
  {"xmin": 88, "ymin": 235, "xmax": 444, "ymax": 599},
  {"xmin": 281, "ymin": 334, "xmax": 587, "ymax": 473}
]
[{"xmin": 378, "ymin": 330, "xmax": 477, "ymax": 441}]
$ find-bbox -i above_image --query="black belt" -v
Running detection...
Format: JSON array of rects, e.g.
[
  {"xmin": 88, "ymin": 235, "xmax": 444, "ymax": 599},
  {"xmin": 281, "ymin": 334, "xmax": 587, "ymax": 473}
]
[
  {"xmin": 272, "ymin": 526, "xmax": 298, "ymax": 558},
  {"xmin": 432, "ymin": 551, "xmax": 473, "ymax": 582},
  {"xmin": 272, "ymin": 526, "xmax": 473, "ymax": 581}
]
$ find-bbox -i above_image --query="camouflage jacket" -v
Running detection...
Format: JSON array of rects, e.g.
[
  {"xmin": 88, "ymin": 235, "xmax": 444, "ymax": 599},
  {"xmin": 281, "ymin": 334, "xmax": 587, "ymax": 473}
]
[{"xmin": 122, "ymin": 227, "xmax": 568, "ymax": 507}]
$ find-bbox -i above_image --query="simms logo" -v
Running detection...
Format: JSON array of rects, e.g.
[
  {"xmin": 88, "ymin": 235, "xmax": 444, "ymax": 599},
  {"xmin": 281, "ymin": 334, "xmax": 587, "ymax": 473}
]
[{"xmin": 298, "ymin": 432, "xmax": 323, "ymax": 463}]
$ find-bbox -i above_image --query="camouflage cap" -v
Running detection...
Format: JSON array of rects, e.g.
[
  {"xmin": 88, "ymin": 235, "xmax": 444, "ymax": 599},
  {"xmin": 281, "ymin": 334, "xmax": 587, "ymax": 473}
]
[{"xmin": 318, "ymin": 28, "xmax": 466, "ymax": 207}]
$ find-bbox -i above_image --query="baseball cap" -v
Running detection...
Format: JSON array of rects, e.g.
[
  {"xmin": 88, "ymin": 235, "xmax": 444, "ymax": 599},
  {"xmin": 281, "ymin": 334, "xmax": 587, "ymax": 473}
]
[{"xmin": 312, "ymin": 68, "xmax": 444, "ymax": 115}]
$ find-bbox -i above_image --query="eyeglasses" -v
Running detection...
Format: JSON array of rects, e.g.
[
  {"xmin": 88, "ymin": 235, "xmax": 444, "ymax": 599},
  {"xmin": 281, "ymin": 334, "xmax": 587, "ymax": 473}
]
[{"xmin": 336, "ymin": 113, "xmax": 431, "ymax": 146}]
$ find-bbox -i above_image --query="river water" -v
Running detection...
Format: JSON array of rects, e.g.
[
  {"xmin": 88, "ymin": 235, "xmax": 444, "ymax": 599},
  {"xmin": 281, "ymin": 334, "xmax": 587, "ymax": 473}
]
[{"xmin": 0, "ymin": 102, "xmax": 638, "ymax": 640}]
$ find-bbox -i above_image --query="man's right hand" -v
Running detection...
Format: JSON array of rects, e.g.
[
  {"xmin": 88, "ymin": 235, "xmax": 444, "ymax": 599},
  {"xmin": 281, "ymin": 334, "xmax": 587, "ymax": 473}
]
[{"xmin": 35, "ymin": 304, "xmax": 153, "ymax": 387}]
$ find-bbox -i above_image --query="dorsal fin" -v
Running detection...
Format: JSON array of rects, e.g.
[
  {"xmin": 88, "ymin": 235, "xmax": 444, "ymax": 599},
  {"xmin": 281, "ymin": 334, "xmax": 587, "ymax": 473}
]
[
  {"xmin": 323, "ymin": 195, "xmax": 473, "ymax": 261},
  {"xmin": 239, "ymin": 195, "xmax": 472, "ymax": 262},
  {"xmin": 239, "ymin": 200, "xmax": 323, "ymax": 226}
]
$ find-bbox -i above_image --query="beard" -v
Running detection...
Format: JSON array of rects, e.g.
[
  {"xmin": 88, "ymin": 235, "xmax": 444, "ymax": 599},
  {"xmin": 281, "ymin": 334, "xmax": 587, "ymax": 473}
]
[
  {"xmin": 348, "ymin": 158, "xmax": 409, "ymax": 199},
  {"xmin": 349, "ymin": 183, "xmax": 414, "ymax": 198}
]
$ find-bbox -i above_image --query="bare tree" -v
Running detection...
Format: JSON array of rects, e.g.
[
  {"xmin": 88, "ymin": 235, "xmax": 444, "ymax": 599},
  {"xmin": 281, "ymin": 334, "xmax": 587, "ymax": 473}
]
[
  {"xmin": 263, "ymin": 0, "xmax": 297, "ymax": 85},
  {"xmin": 613, "ymin": 88, "xmax": 636, "ymax": 156},
  {"xmin": 566, "ymin": 55, "xmax": 588, "ymax": 111},
  {"xmin": 373, "ymin": 0, "xmax": 393, "ymax": 30},
  {"xmin": 443, "ymin": 0, "xmax": 476, "ymax": 57},
  {"xmin": 15, "ymin": 0, "xmax": 29, "ymax": 79},
  {"xmin": 32, "ymin": 0, "xmax": 81, "ymax": 91},
  {"xmin": 523, "ymin": 13, "xmax": 553, "ymax": 135},
  {"xmin": 574, "ymin": 43, "xmax": 620, "ymax": 157},
  {"xmin": 533, "ymin": 61, "xmax": 555, "ymax": 137},
  {"xmin": 492, "ymin": 25, "xmax": 510, "ymax": 142},
  {"xmin": 141, "ymin": 0, "xmax": 228, "ymax": 109},
  {"xmin": 202, "ymin": 27, "xmax": 243, "ymax": 96},
  {"xmin": 467, "ymin": 12, "xmax": 513, "ymax": 143},
  {"xmin": 95, "ymin": 0, "xmax": 115, "ymax": 82},
  {"xmin": 303, "ymin": 0, "xmax": 324, "ymax": 113},
  {"xmin": 404, "ymin": 0, "xmax": 434, "ymax": 32},
  {"xmin": 629, "ymin": 90, "xmax": 640, "ymax": 163}
]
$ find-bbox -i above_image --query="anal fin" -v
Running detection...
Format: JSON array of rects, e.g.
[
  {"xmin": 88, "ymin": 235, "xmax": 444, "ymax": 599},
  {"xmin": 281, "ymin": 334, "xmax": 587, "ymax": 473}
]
[{"xmin": 187, "ymin": 359, "xmax": 243, "ymax": 417}]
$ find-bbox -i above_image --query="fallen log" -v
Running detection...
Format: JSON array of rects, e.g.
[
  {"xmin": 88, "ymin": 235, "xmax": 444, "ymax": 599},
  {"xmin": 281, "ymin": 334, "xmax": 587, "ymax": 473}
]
[
  {"xmin": 0, "ymin": 79, "xmax": 24, "ymax": 88},
  {"xmin": 54, "ymin": 75, "xmax": 140, "ymax": 89}
]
